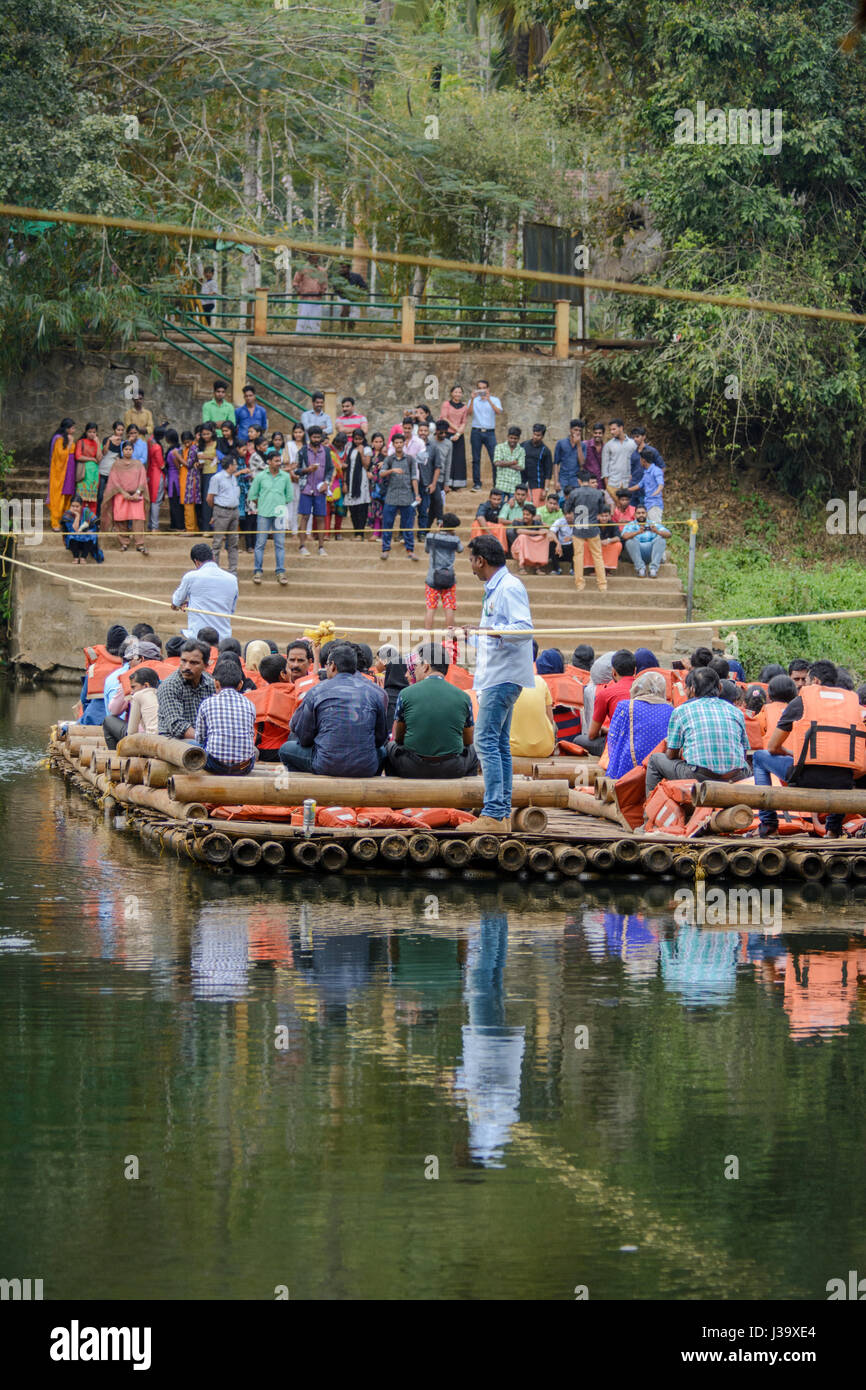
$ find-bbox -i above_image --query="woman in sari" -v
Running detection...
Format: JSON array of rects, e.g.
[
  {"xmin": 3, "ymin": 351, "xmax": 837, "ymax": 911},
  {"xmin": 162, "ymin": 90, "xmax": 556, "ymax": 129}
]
[
  {"xmin": 605, "ymin": 671, "xmax": 673, "ymax": 780},
  {"xmin": 102, "ymin": 443, "xmax": 150, "ymax": 553},
  {"xmin": 74, "ymin": 422, "xmax": 100, "ymax": 509},
  {"xmin": 439, "ymin": 386, "xmax": 469, "ymax": 490},
  {"xmin": 61, "ymin": 495, "xmax": 103, "ymax": 564},
  {"xmin": 48, "ymin": 419, "xmax": 76, "ymax": 529}
]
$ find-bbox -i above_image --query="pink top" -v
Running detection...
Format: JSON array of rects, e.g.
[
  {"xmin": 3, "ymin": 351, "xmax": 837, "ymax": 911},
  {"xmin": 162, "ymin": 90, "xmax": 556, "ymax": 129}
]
[{"xmin": 439, "ymin": 400, "xmax": 469, "ymax": 435}]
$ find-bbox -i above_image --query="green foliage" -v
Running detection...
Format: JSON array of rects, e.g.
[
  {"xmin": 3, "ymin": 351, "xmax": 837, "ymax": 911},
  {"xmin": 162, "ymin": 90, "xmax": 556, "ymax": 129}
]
[{"xmin": 688, "ymin": 541, "xmax": 866, "ymax": 677}]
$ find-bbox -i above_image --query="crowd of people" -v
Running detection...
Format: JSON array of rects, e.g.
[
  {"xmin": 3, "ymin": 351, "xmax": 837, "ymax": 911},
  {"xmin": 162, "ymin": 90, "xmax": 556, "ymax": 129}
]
[
  {"xmin": 47, "ymin": 382, "xmax": 668, "ymax": 599},
  {"xmin": 75, "ymin": 516, "xmax": 866, "ymax": 839}
]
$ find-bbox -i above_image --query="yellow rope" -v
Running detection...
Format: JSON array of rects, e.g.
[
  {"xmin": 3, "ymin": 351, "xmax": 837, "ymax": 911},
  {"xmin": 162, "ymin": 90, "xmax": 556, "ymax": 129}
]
[
  {"xmin": 4, "ymin": 549, "xmax": 866, "ymax": 638},
  {"xmin": 2, "ymin": 201, "xmax": 866, "ymax": 327}
]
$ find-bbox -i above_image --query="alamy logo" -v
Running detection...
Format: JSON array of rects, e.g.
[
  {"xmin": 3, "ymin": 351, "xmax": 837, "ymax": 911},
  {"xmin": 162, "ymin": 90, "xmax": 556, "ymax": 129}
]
[
  {"xmin": 827, "ymin": 1270, "xmax": 866, "ymax": 1299},
  {"xmin": 50, "ymin": 1321, "xmax": 152, "ymax": 1371},
  {"xmin": 674, "ymin": 884, "xmax": 781, "ymax": 927},
  {"xmin": 0, "ymin": 1277, "xmax": 43, "ymax": 1299},
  {"xmin": 674, "ymin": 102, "xmax": 783, "ymax": 156},
  {"xmin": 0, "ymin": 498, "xmax": 43, "ymax": 546}
]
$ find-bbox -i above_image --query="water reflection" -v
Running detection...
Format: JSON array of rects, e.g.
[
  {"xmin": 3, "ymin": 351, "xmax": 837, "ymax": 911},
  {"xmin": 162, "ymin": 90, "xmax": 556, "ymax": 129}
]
[{"xmin": 5, "ymin": 686, "xmax": 866, "ymax": 1297}]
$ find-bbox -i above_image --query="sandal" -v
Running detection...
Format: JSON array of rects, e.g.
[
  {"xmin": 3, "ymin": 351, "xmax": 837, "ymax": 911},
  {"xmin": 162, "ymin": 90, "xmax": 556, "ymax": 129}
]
[
  {"xmin": 119, "ymin": 543, "xmax": 129, "ymax": 552},
  {"xmin": 136, "ymin": 544, "xmax": 149, "ymax": 555}
]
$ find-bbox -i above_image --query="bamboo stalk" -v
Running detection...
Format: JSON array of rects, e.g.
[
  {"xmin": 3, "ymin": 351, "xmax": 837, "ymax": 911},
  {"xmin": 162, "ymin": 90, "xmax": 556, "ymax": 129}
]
[
  {"xmin": 468, "ymin": 834, "xmax": 501, "ymax": 861},
  {"xmin": 380, "ymin": 833, "xmax": 409, "ymax": 863},
  {"xmin": 125, "ymin": 785, "xmax": 208, "ymax": 820},
  {"xmin": 708, "ymin": 805, "xmax": 754, "ymax": 833},
  {"xmin": 552, "ymin": 844, "xmax": 586, "ymax": 876},
  {"xmin": 639, "ymin": 844, "xmax": 673, "ymax": 874},
  {"xmin": 202, "ymin": 831, "xmax": 232, "ymax": 864},
  {"xmin": 144, "ymin": 760, "xmax": 176, "ymax": 789},
  {"xmin": 117, "ymin": 734, "xmax": 207, "ymax": 771},
  {"xmin": 527, "ymin": 845, "xmax": 554, "ymax": 873},
  {"xmin": 407, "ymin": 833, "xmax": 439, "ymax": 864},
  {"xmin": 232, "ymin": 838, "xmax": 263, "ymax": 867},
  {"xmin": 320, "ymin": 842, "xmax": 348, "ymax": 871},
  {"xmin": 850, "ymin": 854, "xmax": 866, "ymax": 880},
  {"xmin": 498, "ymin": 839, "xmax": 527, "ymax": 871},
  {"xmin": 261, "ymin": 840, "xmax": 285, "ymax": 867},
  {"xmin": 122, "ymin": 757, "xmax": 148, "ymax": 785},
  {"xmin": 613, "ymin": 838, "xmax": 641, "ymax": 866},
  {"xmin": 697, "ymin": 846, "xmax": 728, "ymax": 876},
  {"xmin": 350, "ymin": 837, "xmax": 378, "ymax": 862},
  {"xmin": 672, "ymin": 854, "xmax": 696, "ymax": 878},
  {"xmin": 566, "ymin": 789, "xmax": 630, "ymax": 827},
  {"xmin": 727, "ymin": 847, "xmax": 759, "ymax": 879},
  {"xmin": 440, "ymin": 839, "xmax": 471, "ymax": 868},
  {"xmin": 512, "ymin": 806, "xmax": 548, "ymax": 834},
  {"xmin": 822, "ymin": 853, "xmax": 851, "ymax": 881},
  {"xmin": 754, "ymin": 845, "xmax": 786, "ymax": 877},
  {"xmin": 168, "ymin": 772, "xmax": 571, "ymax": 811},
  {"xmin": 697, "ymin": 781, "xmax": 866, "ymax": 815},
  {"xmin": 787, "ymin": 850, "xmax": 825, "ymax": 880},
  {"xmin": 586, "ymin": 845, "xmax": 614, "ymax": 872},
  {"xmin": 292, "ymin": 840, "xmax": 320, "ymax": 868}
]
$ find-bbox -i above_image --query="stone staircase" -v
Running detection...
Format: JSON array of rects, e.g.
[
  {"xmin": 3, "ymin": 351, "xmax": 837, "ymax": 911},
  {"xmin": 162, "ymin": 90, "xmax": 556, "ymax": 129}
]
[{"xmin": 9, "ymin": 473, "xmax": 711, "ymax": 672}]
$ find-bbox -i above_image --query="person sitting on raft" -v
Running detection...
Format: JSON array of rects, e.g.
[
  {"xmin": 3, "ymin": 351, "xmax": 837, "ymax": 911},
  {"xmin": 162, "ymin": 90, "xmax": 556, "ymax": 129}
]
[
  {"xmin": 752, "ymin": 660, "xmax": 866, "ymax": 840},
  {"xmin": 573, "ymin": 648, "xmax": 636, "ymax": 757},
  {"xmin": 103, "ymin": 667, "xmax": 160, "ymax": 748},
  {"xmin": 385, "ymin": 641, "xmax": 479, "ymax": 779},
  {"xmin": 605, "ymin": 671, "xmax": 673, "ymax": 779},
  {"xmin": 195, "ymin": 657, "xmax": 257, "ymax": 775},
  {"xmin": 645, "ymin": 666, "xmax": 751, "ymax": 794},
  {"xmin": 278, "ymin": 641, "xmax": 388, "ymax": 777},
  {"xmin": 157, "ymin": 639, "xmax": 215, "ymax": 740}
]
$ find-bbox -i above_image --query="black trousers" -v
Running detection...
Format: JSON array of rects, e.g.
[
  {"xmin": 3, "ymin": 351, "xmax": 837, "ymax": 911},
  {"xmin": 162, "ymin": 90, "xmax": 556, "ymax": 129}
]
[
  {"xmin": 240, "ymin": 514, "xmax": 257, "ymax": 550},
  {"xmin": 385, "ymin": 741, "xmax": 479, "ymax": 779},
  {"xmin": 548, "ymin": 540, "xmax": 574, "ymax": 572},
  {"xmin": 168, "ymin": 495, "xmax": 185, "ymax": 530},
  {"xmin": 349, "ymin": 502, "xmax": 369, "ymax": 534},
  {"xmin": 103, "ymin": 714, "xmax": 128, "ymax": 750}
]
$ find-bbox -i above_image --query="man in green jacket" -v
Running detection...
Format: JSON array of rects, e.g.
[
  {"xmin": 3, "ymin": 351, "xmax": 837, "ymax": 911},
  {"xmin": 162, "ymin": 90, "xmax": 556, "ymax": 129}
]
[
  {"xmin": 249, "ymin": 450, "xmax": 293, "ymax": 585},
  {"xmin": 202, "ymin": 380, "xmax": 237, "ymax": 428}
]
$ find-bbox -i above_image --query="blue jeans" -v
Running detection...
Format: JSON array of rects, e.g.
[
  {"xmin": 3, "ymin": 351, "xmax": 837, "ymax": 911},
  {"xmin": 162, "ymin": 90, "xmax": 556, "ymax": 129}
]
[
  {"xmin": 254, "ymin": 514, "xmax": 286, "ymax": 574},
  {"xmin": 471, "ymin": 427, "xmax": 497, "ymax": 488},
  {"xmin": 475, "ymin": 682, "xmax": 522, "ymax": 820},
  {"xmin": 382, "ymin": 502, "xmax": 415, "ymax": 553},
  {"xmin": 625, "ymin": 534, "xmax": 666, "ymax": 574},
  {"xmin": 753, "ymin": 749, "xmax": 794, "ymax": 829},
  {"xmin": 80, "ymin": 698, "xmax": 106, "ymax": 726},
  {"xmin": 278, "ymin": 738, "xmax": 314, "ymax": 772},
  {"xmin": 204, "ymin": 754, "xmax": 255, "ymax": 775}
]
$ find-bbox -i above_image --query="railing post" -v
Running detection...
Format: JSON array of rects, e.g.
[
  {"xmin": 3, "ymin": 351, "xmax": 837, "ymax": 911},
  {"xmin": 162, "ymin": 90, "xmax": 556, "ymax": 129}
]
[
  {"xmin": 401, "ymin": 295, "xmax": 416, "ymax": 349},
  {"xmin": 232, "ymin": 335, "xmax": 248, "ymax": 403},
  {"xmin": 686, "ymin": 511, "xmax": 698, "ymax": 623},
  {"xmin": 254, "ymin": 288, "xmax": 269, "ymax": 338},
  {"xmin": 554, "ymin": 299, "xmax": 570, "ymax": 360}
]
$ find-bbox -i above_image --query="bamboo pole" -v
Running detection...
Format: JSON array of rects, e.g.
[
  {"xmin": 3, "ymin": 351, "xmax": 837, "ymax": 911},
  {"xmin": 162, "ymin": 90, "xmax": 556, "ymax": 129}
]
[
  {"xmin": 586, "ymin": 845, "xmax": 614, "ymax": 872},
  {"xmin": 672, "ymin": 853, "xmax": 697, "ymax": 878},
  {"xmin": 350, "ymin": 838, "xmax": 378, "ymax": 862},
  {"xmin": 552, "ymin": 844, "xmax": 586, "ymax": 876},
  {"xmin": 380, "ymin": 833, "xmax": 409, "ymax": 863},
  {"xmin": 787, "ymin": 850, "xmax": 824, "ymax": 880},
  {"xmin": 261, "ymin": 841, "xmax": 286, "ymax": 867},
  {"xmin": 408, "ymin": 833, "xmax": 438, "ymax": 864},
  {"xmin": 754, "ymin": 845, "xmax": 786, "ymax": 877},
  {"xmin": 117, "ymin": 734, "xmax": 207, "ymax": 771},
  {"xmin": 639, "ymin": 844, "xmax": 673, "ymax": 874},
  {"xmin": 708, "ymin": 805, "xmax": 754, "ymax": 834},
  {"xmin": 727, "ymin": 848, "xmax": 759, "ymax": 879},
  {"xmin": 62, "ymin": 724, "xmax": 106, "ymax": 743},
  {"xmin": 202, "ymin": 832, "xmax": 232, "ymax": 864},
  {"xmin": 125, "ymin": 785, "xmax": 208, "ymax": 820},
  {"xmin": 697, "ymin": 782, "xmax": 866, "ymax": 815},
  {"xmin": 441, "ymin": 839, "xmax": 471, "ymax": 868},
  {"xmin": 697, "ymin": 846, "xmax": 728, "ymax": 876},
  {"xmin": 232, "ymin": 838, "xmax": 263, "ymax": 867},
  {"xmin": 567, "ymin": 789, "xmax": 630, "ymax": 827},
  {"xmin": 613, "ymin": 838, "xmax": 641, "ymax": 866},
  {"xmin": 851, "ymin": 854, "xmax": 866, "ymax": 880},
  {"xmin": 144, "ymin": 760, "xmax": 176, "ymax": 789},
  {"xmin": 512, "ymin": 806, "xmax": 548, "ymax": 834},
  {"xmin": 527, "ymin": 845, "xmax": 554, "ymax": 873},
  {"xmin": 292, "ymin": 840, "xmax": 320, "ymax": 868},
  {"xmin": 168, "ymin": 773, "xmax": 571, "ymax": 810},
  {"xmin": 498, "ymin": 839, "xmax": 527, "ymax": 872},
  {"xmin": 822, "ymin": 853, "xmax": 851, "ymax": 881},
  {"xmin": 122, "ymin": 757, "xmax": 148, "ymax": 785},
  {"xmin": 320, "ymin": 842, "xmax": 348, "ymax": 872},
  {"xmin": 468, "ymin": 834, "xmax": 501, "ymax": 861}
]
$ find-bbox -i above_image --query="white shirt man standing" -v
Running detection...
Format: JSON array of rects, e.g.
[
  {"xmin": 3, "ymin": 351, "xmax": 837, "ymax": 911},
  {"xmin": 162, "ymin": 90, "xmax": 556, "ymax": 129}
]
[
  {"xmin": 171, "ymin": 542, "xmax": 239, "ymax": 641},
  {"xmin": 601, "ymin": 418, "xmax": 635, "ymax": 498}
]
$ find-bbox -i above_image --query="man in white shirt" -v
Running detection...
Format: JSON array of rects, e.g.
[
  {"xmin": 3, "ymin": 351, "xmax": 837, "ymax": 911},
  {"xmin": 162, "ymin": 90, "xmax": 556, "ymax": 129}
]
[
  {"xmin": 469, "ymin": 378, "xmax": 503, "ymax": 492},
  {"xmin": 300, "ymin": 392, "xmax": 333, "ymax": 442},
  {"xmin": 171, "ymin": 542, "xmax": 239, "ymax": 640},
  {"xmin": 601, "ymin": 418, "xmax": 635, "ymax": 498},
  {"xmin": 207, "ymin": 457, "xmax": 241, "ymax": 576}
]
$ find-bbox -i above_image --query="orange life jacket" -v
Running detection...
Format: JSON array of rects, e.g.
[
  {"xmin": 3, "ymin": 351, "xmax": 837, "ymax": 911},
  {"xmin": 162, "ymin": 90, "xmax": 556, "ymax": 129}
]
[
  {"xmin": 292, "ymin": 672, "xmax": 319, "ymax": 703},
  {"xmin": 783, "ymin": 684, "xmax": 866, "ymax": 778},
  {"xmin": 760, "ymin": 701, "xmax": 787, "ymax": 746},
  {"xmin": 83, "ymin": 645, "xmax": 123, "ymax": 699},
  {"xmin": 118, "ymin": 659, "xmax": 178, "ymax": 695},
  {"xmin": 541, "ymin": 672, "xmax": 585, "ymax": 741},
  {"xmin": 743, "ymin": 710, "xmax": 764, "ymax": 751},
  {"xmin": 245, "ymin": 683, "xmax": 297, "ymax": 750},
  {"xmin": 564, "ymin": 665, "xmax": 592, "ymax": 686},
  {"xmin": 643, "ymin": 779, "xmax": 696, "ymax": 835},
  {"xmin": 446, "ymin": 664, "xmax": 473, "ymax": 691},
  {"xmin": 640, "ymin": 666, "xmax": 680, "ymax": 703}
]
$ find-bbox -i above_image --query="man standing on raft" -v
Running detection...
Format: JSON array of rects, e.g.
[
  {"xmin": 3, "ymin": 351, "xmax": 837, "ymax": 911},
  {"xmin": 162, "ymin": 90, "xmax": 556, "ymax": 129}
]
[{"xmin": 464, "ymin": 534, "xmax": 535, "ymax": 831}]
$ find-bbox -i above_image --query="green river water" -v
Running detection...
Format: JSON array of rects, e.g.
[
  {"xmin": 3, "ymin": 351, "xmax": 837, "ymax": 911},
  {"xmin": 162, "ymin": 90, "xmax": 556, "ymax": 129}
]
[{"xmin": 2, "ymin": 685, "xmax": 866, "ymax": 1301}]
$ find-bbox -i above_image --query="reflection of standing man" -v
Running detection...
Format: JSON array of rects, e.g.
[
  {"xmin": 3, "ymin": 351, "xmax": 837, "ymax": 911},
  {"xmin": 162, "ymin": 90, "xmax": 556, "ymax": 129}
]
[{"xmin": 454, "ymin": 912, "xmax": 525, "ymax": 1169}]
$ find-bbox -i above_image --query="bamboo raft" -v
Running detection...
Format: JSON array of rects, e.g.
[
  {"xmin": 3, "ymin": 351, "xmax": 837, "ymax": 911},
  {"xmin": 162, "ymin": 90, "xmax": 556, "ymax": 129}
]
[{"xmin": 46, "ymin": 724, "xmax": 866, "ymax": 883}]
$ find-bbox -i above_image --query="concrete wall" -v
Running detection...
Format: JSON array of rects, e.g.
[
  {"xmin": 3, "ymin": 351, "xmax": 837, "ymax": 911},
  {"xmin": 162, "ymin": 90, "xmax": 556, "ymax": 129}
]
[{"xmin": 0, "ymin": 340, "xmax": 581, "ymax": 468}]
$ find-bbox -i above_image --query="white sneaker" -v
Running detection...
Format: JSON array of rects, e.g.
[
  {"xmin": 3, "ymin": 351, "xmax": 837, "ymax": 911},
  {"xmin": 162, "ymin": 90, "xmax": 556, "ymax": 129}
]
[
  {"xmin": 298, "ymin": 546, "xmax": 311, "ymax": 557},
  {"xmin": 318, "ymin": 546, "xmax": 328, "ymax": 556}
]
